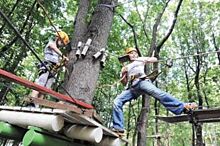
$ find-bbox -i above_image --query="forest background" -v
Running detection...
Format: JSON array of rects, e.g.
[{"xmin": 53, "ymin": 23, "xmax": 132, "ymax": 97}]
[{"xmin": 0, "ymin": 0, "xmax": 219, "ymax": 146}]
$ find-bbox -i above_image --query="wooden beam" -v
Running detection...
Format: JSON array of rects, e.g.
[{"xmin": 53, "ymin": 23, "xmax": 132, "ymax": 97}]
[
  {"xmin": 29, "ymin": 97, "xmax": 94, "ymax": 117},
  {"xmin": 0, "ymin": 69, "xmax": 93, "ymax": 109}
]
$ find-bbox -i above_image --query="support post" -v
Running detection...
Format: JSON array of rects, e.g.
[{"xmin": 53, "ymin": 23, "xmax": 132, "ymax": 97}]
[
  {"xmin": 195, "ymin": 123, "xmax": 204, "ymax": 146},
  {"xmin": 64, "ymin": 125, "xmax": 103, "ymax": 143},
  {"xmin": 0, "ymin": 110, "xmax": 64, "ymax": 132},
  {"xmin": 0, "ymin": 122, "xmax": 27, "ymax": 140}
]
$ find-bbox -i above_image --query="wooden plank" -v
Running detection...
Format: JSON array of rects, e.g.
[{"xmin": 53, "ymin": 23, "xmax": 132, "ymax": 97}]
[
  {"xmin": 29, "ymin": 98, "xmax": 94, "ymax": 117},
  {"xmin": 156, "ymin": 114, "xmax": 189, "ymax": 123},
  {"xmin": 0, "ymin": 105, "xmax": 65, "ymax": 115},
  {"xmin": 157, "ymin": 108, "xmax": 220, "ymax": 123},
  {"xmin": 195, "ymin": 108, "xmax": 220, "ymax": 120},
  {"xmin": 0, "ymin": 69, "xmax": 93, "ymax": 109},
  {"xmin": 198, "ymin": 118, "xmax": 220, "ymax": 123}
]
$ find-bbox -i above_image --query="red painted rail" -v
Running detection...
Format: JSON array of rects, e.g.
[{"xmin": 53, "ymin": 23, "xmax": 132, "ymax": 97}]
[{"xmin": 0, "ymin": 69, "xmax": 93, "ymax": 109}]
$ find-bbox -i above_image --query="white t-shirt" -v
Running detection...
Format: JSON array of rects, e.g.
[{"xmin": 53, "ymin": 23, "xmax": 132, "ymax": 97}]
[
  {"xmin": 126, "ymin": 57, "xmax": 146, "ymax": 79},
  {"xmin": 44, "ymin": 41, "xmax": 59, "ymax": 64}
]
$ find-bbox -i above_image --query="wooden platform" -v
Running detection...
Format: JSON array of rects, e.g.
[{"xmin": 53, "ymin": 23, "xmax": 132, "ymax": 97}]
[
  {"xmin": 157, "ymin": 108, "xmax": 220, "ymax": 123},
  {"xmin": 0, "ymin": 105, "xmax": 129, "ymax": 143}
]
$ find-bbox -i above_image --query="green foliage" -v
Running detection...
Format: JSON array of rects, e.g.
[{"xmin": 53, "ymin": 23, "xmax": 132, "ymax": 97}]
[{"xmin": 0, "ymin": 0, "xmax": 220, "ymax": 145}]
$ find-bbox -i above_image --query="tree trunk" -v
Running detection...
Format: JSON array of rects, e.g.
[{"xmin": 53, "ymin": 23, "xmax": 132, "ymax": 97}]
[
  {"xmin": 137, "ymin": 96, "xmax": 150, "ymax": 146},
  {"xmin": 136, "ymin": 1, "xmax": 183, "ymax": 145},
  {"xmin": 65, "ymin": 0, "xmax": 115, "ymax": 104}
]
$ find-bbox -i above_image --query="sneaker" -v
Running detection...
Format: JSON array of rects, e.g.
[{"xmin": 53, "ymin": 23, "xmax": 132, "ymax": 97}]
[
  {"xmin": 111, "ymin": 127, "xmax": 125, "ymax": 136},
  {"xmin": 183, "ymin": 102, "xmax": 198, "ymax": 114}
]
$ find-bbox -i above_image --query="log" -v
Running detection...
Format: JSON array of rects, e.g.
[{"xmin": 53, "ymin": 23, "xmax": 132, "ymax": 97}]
[
  {"xmin": 64, "ymin": 125, "xmax": 103, "ymax": 143},
  {"xmin": 0, "ymin": 122, "xmax": 27, "ymax": 140},
  {"xmin": 22, "ymin": 129, "xmax": 73, "ymax": 146},
  {"xmin": 96, "ymin": 137, "xmax": 122, "ymax": 146},
  {"xmin": 0, "ymin": 110, "xmax": 64, "ymax": 132}
]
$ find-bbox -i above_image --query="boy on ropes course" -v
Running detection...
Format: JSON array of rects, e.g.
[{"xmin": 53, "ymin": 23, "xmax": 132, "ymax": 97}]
[
  {"xmin": 111, "ymin": 47, "xmax": 198, "ymax": 135},
  {"xmin": 29, "ymin": 31, "xmax": 69, "ymax": 107}
]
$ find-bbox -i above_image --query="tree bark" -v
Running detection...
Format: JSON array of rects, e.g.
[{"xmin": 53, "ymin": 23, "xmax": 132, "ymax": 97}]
[
  {"xmin": 137, "ymin": 97, "xmax": 150, "ymax": 146},
  {"xmin": 65, "ymin": 0, "xmax": 115, "ymax": 104}
]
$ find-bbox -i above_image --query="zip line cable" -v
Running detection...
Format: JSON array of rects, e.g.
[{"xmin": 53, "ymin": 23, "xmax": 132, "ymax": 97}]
[
  {"xmin": 0, "ymin": 9, "xmax": 84, "ymax": 108},
  {"xmin": 164, "ymin": 50, "xmax": 220, "ymax": 62}
]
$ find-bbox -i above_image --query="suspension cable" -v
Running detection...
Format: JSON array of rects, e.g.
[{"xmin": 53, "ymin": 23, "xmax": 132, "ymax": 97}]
[
  {"xmin": 157, "ymin": 49, "xmax": 220, "ymax": 64},
  {"xmin": 0, "ymin": 9, "xmax": 83, "ymax": 108}
]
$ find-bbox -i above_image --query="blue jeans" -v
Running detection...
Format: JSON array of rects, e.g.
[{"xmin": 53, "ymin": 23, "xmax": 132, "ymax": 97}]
[{"xmin": 112, "ymin": 79, "xmax": 185, "ymax": 130}]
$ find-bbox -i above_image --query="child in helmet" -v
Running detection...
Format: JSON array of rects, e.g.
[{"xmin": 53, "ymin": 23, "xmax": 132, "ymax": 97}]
[
  {"xmin": 29, "ymin": 31, "xmax": 69, "ymax": 106},
  {"xmin": 111, "ymin": 47, "xmax": 198, "ymax": 135}
]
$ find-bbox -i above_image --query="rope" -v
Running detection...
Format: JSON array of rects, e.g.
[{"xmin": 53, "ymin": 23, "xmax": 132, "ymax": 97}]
[
  {"xmin": 166, "ymin": 50, "xmax": 220, "ymax": 62},
  {"xmin": 0, "ymin": 9, "xmax": 84, "ymax": 109}
]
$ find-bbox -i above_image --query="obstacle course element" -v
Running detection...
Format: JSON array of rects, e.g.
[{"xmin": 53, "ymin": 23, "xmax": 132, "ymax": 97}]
[
  {"xmin": 0, "ymin": 106, "xmax": 128, "ymax": 146},
  {"xmin": 157, "ymin": 108, "xmax": 220, "ymax": 123},
  {"xmin": 157, "ymin": 108, "xmax": 220, "ymax": 146}
]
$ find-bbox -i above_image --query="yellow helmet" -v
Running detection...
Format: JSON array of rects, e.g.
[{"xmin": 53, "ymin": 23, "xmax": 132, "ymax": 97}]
[
  {"xmin": 125, "ymin": 47, "xmax": 137, "ymax": 54},
  {"xmin": 56, "ymin": 31, "xmax": 69, "ymax": 45}
]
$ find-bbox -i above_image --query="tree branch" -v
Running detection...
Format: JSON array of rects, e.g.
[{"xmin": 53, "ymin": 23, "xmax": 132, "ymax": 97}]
[
  {"xmin": 0, "ymin": 0, "xmax": 21, "ymax": 35},
  {"xmin": 133, "ymin": 0, "xmax": 150, "ymax": 42},
  {"xmin": 117, "ymin": 13, "xmax": 141, "ymax": 56},
  {"xmin": 0, "ymin": 0, "xmax": 37, "ymax": 57},
  {"xmin": 150, "ymin": 0, "xmax": 171, "ymax": 52},
  {"xmin": 212, "ymin": 33, "xmax": 220, "ymax": 65},
  {"xmin": 157, "ymin": 0, "xmax": 183, "ymax": 51}
]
